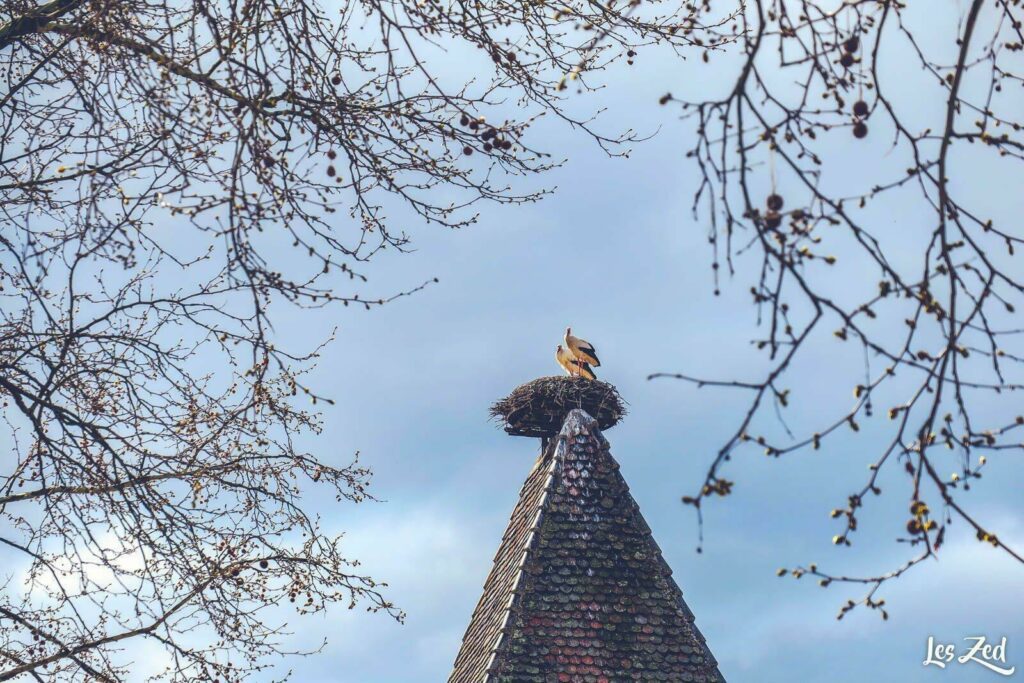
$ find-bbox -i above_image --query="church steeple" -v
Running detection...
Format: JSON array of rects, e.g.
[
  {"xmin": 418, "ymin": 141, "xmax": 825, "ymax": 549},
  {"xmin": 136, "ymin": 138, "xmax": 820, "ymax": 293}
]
[{"xmin": 450, "ymin": 384, "xmax": 724, "ymax": 683}]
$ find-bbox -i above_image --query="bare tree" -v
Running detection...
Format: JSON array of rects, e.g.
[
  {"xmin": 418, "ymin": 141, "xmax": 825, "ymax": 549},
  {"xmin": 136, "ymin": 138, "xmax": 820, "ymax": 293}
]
[
  {"xmin": 653, "ymin": 0, "xmax": 1024, "ymax": 619},
  {"xmin": 0, "ymin": 0, "xmax": 731, "ymax": 680}
]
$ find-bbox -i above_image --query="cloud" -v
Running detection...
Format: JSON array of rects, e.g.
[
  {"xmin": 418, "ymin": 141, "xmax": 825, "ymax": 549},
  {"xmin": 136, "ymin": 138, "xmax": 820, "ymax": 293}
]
[
  {"xmin": 712, "ymin": 508, "xmax": 1024, "ymax": 682},
  {"xmin": 272, "ymin": 503, "xmax": 494, "ymax": 682}
]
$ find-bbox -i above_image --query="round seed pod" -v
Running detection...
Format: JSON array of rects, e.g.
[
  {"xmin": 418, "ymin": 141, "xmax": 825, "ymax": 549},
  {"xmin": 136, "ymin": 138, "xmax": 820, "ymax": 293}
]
[
  {"xmin": 766, "ymin": 193, "xmax": 784, "ymax": 211},
  {"xmin": 462, "ymin": 146, "xmax": 473, "ymax": 156},
  {"xmin": 839, "ymin": 52, "xmax": 855, "ymax": 68},
  {"xmin": 853, "ymin": 100, "xmax": 869, "ymax": 117},
  {"xmin": 844, "ymin": 36, "xmax": 860, "ymax": 53},
  {"xmin": 853, "ymin": 122, "xmax": 868, "ymax": 139},
  {"xmin": 765, "ymin": 211, "xmax": 782, "ymax": 229}
]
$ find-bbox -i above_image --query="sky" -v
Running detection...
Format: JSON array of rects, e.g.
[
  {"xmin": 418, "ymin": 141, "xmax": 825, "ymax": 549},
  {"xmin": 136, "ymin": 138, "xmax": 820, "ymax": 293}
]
[
  {"xmin": 229, "ymin": 7, "xmax": 1024, "ymax": 680},
  {"xmin": 5, "ymin": 2, "xmax": 1024, "ymax": 682}
]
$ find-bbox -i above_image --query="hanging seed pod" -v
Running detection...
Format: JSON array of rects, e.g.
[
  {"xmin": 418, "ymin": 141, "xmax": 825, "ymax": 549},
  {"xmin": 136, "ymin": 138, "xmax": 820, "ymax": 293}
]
[
  {"xmin": 853, "ymin": 100, "xmax": 869, "ymax": 117},
  {"xmin": 853, "ymin": 122, "xmax": 868, "ymax": 139},
  {"xmin": 463, "ymin": 146, "xmax": 473, "ymax": 155},
  {"xmin": 765, "ymin": 211, "xmax": 782, "ymax": 229},
  {"xmin": 839, "ymin": 52, "xmax": 855, "ymax": 68},
  {"xmin": 459, "ymin": 114, "xmax": 469, "ymax": 126},
  {"xmin": 844, "ymin": 36, "xmax": 860, "ymax": 53},
  {"xmin": 766, "ymin": 194, "xmax": 784, "ymax": 211}
]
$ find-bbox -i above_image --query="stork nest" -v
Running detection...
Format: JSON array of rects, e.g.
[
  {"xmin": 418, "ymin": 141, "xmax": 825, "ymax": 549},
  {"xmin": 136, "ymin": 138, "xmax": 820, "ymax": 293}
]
[{"xmin": 490, "ymin": 376, "xmax": 626, "ymax": 438}]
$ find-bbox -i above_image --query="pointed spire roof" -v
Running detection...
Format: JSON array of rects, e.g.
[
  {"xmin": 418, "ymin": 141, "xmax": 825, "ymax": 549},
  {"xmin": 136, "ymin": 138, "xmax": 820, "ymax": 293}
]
[{"xmin": 450, "ymin": 408, "xmax": 724, "ymax": 683}]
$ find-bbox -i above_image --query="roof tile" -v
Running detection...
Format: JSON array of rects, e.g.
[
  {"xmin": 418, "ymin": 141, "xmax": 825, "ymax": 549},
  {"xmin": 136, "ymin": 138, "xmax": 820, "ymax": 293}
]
[{"xmin": 449, "ymin": 409, "xmax": 724, "ymax": 683}]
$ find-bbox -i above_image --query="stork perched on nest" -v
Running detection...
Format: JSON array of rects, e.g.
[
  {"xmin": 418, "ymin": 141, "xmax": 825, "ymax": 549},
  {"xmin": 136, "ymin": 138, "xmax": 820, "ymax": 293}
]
[
  {"xmin": 565, "ymin": 327, "xmax": 600, "ymax": 367},
  {"xmin": 555, "ymin": 327, "xmax": 600, "ymax": 380},
  {"xmin": 556, "ymin": 344, "xmax": 596, "ymax": 380}
]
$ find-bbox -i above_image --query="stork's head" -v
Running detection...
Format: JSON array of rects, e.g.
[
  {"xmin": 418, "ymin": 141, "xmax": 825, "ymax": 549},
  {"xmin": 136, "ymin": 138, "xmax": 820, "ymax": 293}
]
[{"xmin": 556, "ymin": 344, "xmax": 564, "ymax": 352}]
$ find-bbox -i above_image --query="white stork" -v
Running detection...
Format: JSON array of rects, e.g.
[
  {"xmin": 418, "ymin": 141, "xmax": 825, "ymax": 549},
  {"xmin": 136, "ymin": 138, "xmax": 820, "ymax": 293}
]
[
  {"xmin": 556, "ymin": 344, "xmax": 596, "ymax": 380},
  {"xmin": 564, "ymin": 327, "xmax": 600, "ymax": 368}
]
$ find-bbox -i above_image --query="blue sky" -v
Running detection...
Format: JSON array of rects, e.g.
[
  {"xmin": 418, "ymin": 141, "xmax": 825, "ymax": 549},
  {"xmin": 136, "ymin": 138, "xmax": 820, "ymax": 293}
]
[
  {"xmin": 4, "ymin": 2, "xmax": 1022, "ymax": 681},
  {"xmin": 220, "ymin": 20, "xmax": 1024, "ymax": 679}
]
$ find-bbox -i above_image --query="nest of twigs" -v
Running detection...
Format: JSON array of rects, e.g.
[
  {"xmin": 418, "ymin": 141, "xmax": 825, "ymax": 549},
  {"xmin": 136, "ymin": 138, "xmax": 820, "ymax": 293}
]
[{"xmin": 490, "ymin": 376, "xmax": 627, "ymax": 438}]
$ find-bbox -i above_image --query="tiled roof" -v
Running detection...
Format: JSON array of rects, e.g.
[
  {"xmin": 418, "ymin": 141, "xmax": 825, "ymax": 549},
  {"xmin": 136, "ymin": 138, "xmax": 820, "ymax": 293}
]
[{"xmin": 450, "ymin": 409, "xmax": 724, "ymax": 683}]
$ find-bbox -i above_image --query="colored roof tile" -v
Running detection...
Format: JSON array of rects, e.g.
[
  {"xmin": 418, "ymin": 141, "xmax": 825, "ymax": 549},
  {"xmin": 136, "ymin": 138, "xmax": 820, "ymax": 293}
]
[{"xmin": 450, "ymin": 409, "xmax": 724, "ymax": 683}]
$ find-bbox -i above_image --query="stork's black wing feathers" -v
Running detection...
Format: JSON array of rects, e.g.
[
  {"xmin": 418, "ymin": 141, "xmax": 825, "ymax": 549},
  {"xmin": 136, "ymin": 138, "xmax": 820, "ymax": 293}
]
[
  {"xmin": 578, "ymin": 344, "xmax": 600, "ymax": 367},
  {"xmin": 572, "ymin": 359, "xmax": 597, "ymax": 379}
]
